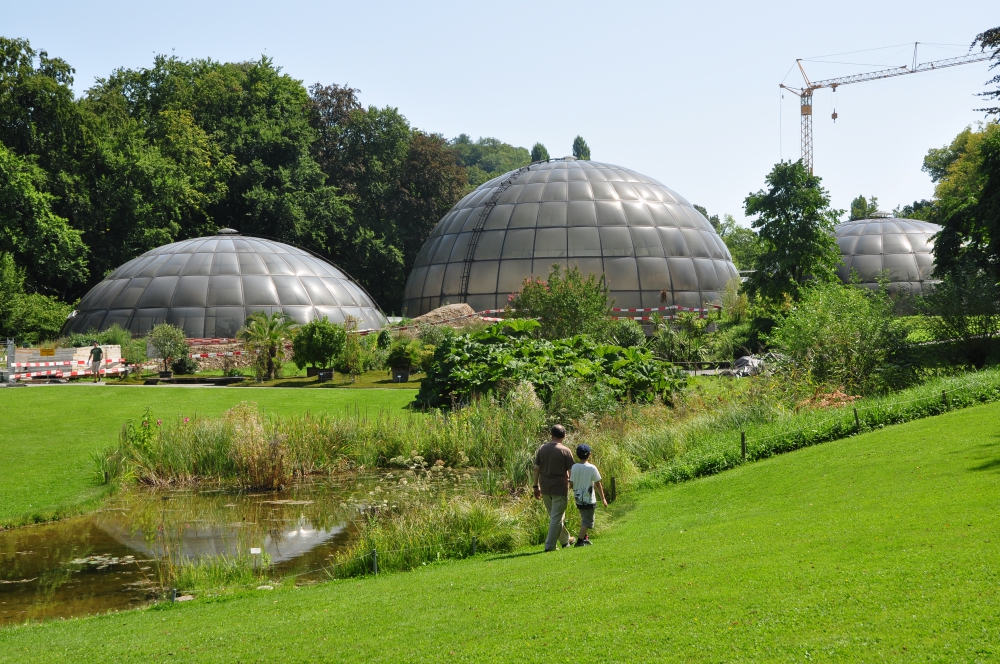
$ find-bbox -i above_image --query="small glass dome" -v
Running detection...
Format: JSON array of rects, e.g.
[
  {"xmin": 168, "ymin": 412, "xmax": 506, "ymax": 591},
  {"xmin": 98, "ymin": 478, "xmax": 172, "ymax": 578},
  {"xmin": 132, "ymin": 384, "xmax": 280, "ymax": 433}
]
[
  {"xmin": 402, "ymin": 158, "xmax": 739, "ymax": 316},
  {"xmin": 62, "ymin": 231, "xmax": 385, "ymax": 338},
  {"xmin": 834, "ymin": 217, "xmax": 941, "ymax": 295}
]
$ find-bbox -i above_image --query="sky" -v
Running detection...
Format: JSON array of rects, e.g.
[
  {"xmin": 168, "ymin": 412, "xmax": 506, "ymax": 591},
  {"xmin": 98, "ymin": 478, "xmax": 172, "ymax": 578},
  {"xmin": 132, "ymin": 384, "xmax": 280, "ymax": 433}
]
[{"xmin": 4, "ymin": 0, "xmax": 996, "ymax": 225}]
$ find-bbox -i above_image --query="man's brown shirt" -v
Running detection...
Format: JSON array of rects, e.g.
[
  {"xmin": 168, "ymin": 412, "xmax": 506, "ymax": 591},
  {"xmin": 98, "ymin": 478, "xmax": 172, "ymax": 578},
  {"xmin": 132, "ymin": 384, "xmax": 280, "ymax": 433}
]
[{"xmin": 534, "ymin": 441, "xmax": 575, "ymax": 496}]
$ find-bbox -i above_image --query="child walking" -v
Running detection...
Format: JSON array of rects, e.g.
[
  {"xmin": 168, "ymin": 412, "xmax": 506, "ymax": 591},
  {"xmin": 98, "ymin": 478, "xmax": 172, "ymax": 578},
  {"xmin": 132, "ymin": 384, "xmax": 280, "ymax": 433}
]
[{"xmin": 569, "ymin": 444, "xmax": 608, "ymax": 547}]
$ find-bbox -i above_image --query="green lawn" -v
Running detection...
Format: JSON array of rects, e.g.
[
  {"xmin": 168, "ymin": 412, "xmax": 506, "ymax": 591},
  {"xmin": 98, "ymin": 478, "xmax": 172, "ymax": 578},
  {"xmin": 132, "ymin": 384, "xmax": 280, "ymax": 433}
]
[
  {"xmin": 3, "ymin": 401, "xmax": 998, "ymax": 661},
  {"xmin": 0, "ymin": 386, "xmax": 417, "ymax": 528}
]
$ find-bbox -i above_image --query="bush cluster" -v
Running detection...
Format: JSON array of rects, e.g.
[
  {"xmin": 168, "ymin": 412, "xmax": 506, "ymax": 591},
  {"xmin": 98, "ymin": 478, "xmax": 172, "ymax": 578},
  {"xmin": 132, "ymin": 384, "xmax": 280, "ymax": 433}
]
[{"xmin": 415, "ymin": 319, "xmax": 687, "ymax": 408}]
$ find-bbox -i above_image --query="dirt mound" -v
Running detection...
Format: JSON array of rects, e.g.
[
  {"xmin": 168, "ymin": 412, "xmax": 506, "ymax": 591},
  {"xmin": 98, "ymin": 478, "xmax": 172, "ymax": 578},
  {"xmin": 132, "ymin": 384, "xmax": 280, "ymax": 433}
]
[{"xmin": 410, "ymin": 303, "xmax": 480, "ymax": 328}]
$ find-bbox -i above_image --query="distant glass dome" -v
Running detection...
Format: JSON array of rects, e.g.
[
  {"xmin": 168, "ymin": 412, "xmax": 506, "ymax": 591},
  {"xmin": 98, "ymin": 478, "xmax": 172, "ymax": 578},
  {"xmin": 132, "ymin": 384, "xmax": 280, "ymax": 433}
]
[
  {"xmin": 834, "ymin": 217, "xmax": 941, "ymax": 295},
  {"xmin": 402, "ymin": 158, "xmax": 739, "ymax": 316},
  {"xmin": 62, "ymin": 231, "xmax": 386, "ymax": 338}
]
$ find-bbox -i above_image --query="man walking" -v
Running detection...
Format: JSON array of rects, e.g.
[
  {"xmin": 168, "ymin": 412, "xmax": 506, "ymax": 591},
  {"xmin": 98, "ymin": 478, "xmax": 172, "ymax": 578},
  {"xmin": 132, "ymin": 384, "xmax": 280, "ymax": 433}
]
[
  {"xmin": 88, "ymin": 342, "xmax": 103, "ymax": 383},
  {"xmin": 532, "ymin": 424, "xmax": 576, "ymax": 551}
]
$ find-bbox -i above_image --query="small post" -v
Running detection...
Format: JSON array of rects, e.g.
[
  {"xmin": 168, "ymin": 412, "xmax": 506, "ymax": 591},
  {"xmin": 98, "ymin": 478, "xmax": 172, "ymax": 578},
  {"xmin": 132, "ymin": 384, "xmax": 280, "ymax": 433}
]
[
  {"xmin": 741, "ymin": 431, "xmax": 747, "ymax": 461},
  {"xmin": 610, "ymin": 477, "xmax": 617, "ymax": 503},
  {"xmin": 471, "ymin": 536, "xmax": 477, "ymax": 556},
  {"xmin": 853, "ymin": 408, "xmax": 860, "ymax": 430},
  {"xmin": 171, "ymin": 588, "xmax": 177, "ymax": 603},
  {"xmin": 942, "ymin": 390, "xmax": 949, "ymax": 410},
  {"xmin": 371, "ymin": 549, "xmax": 378, "ymax": 575}
]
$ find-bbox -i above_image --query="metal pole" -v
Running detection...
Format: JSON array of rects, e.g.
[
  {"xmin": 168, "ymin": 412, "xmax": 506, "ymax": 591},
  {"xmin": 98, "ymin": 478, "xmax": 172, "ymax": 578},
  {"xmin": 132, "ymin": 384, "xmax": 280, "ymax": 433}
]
[
  {"xmin": 610, "ymin": 477, "xmax": 617, "ymax": 503},
  {"xmin": 942, "ymin": 390, "xmax": 949, "ymax": 410},
  {"xmin": 371, "ymin": 549, "xmax": 378, "ymax": 575},
  {"xmin": 471, "ymin": 537, "xmax": 477, "ymax": 556},
  {"xmin": 741, "ymin": 431, "xmax": 747, "ymax": 461},
  {"xmin": 854, "ymin": 408, "xmax": 860, "ymax": 430},
  {"xmin": 171, "ymin": 588, "xmax": 177, "ymax": 603}
]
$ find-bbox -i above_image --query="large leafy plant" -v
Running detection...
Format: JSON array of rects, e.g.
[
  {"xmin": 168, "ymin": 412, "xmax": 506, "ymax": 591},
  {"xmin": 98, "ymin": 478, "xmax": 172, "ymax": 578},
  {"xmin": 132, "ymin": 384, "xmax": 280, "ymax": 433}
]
[{"xmin": 416, "ymin": 320, "xmax": 686, "ymax": 408}]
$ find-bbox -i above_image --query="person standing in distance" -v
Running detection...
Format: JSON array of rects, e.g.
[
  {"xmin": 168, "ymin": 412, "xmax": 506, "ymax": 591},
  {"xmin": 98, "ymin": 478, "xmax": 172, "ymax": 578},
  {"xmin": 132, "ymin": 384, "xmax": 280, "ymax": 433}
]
[
  {"xmin": 532, "ymin": 424, "xmax": 576, "ymax": 551},
  {"xmin": 87, "ymin": 342, "xmax": 103, "ymax": 384}
]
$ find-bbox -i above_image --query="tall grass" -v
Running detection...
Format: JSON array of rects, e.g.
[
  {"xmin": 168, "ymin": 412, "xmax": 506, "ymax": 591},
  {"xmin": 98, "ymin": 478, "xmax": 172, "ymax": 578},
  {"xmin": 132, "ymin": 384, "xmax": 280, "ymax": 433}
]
[
  {"xmin": 328, "ymin": 495, "xmax": 549, "ymax": 578},
  {"xmin": 96, "ymin": 386, "xmax": 547, "ymax": 490}
]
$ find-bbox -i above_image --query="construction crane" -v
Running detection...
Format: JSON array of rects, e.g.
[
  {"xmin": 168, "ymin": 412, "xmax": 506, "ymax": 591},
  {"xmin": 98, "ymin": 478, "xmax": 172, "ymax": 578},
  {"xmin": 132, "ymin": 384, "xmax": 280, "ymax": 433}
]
[{"xmin": 780, "ymin": 43, "xmax": 992, "ymax": 174}]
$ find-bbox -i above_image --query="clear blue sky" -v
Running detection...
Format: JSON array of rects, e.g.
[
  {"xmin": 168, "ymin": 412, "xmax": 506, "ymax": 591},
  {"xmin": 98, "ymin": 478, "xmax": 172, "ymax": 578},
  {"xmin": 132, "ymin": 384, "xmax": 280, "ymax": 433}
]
[{"xmin": 4, "ymin": 0, "xmax": 996, "ymax": 224}]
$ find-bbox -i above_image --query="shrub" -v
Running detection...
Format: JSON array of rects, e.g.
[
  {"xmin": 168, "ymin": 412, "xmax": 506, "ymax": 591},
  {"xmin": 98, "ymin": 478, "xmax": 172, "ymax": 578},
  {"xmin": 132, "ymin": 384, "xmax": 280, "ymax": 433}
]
[
  {"xmin": 546, "ymin": 377, "xmax": 619, "ymax": 424},
  {"xmin": 919, "ymin": 265, "xmax": 1000, "ymax": 367},
  {"xmin": 606, "ymin": 318, "xmax": 646, "ymax": 348},
  {"xmin": 768, "ymin": 281, "xmax": 910, "ymax": 394},
  {"xmin": 292, "ymin": 316, "xmax": 346, "ymax": 370},
  {"xmin": 507, "ymin": 265, "xmax": 611, "ymax": 339},
  {"xmin": 238, "ymin": 311, "xmax": 297, "ymax": 381},
  {"xmin": 416, "ymin": 320, "xmax": 687, "ymax": 407},
  {"xmin": 170, "ymin": 356, "xmax": 199, "ymax": 375},
  {"xmin": 0, "ymin": 253, "xmax": 74, "ymax": 344},
  {"xmin": 147, "ymin": 323, "xmax": 188, "ymax": 372}
]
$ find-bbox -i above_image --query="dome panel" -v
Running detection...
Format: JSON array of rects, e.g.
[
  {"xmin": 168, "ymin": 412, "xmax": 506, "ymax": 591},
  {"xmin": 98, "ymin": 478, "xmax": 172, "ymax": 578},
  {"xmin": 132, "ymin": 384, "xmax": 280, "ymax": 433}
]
[
  {"xmin": 63, "ymin": 233, "xmax": 385, "ymax": 337},
  {"xmin": 401, "ymin": 159, "xmax": 739, "ymax": 317},
  {"xmin": 833, "ymin": 217, "xmax": 942, "ymax": 296}
]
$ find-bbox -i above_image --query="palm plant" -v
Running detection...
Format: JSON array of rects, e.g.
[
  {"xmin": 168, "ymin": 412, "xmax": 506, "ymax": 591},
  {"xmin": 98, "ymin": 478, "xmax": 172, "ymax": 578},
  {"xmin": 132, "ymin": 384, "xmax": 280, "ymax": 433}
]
[{"xmin": 238, "ymin": 311, "xmax": 298, "ymax": 380}]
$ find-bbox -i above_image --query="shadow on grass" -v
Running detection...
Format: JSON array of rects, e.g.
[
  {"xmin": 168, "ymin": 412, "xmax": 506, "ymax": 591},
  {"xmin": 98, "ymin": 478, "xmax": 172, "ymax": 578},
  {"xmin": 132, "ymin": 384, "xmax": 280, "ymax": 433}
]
[
  {"xmin": 968, "ymin": 436, "xmax": 1000, "ymax": 472},
  {"xmin": 485, "ymin": 550, "xmax": 548, "ymax": 561}
]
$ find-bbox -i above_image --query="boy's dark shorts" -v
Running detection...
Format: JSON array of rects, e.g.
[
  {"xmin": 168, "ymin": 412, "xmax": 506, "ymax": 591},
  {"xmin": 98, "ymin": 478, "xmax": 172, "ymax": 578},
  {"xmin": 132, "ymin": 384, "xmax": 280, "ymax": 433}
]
[{"xmin": 577, "ymin": 504, "xmax": 595, "ymax": 528}]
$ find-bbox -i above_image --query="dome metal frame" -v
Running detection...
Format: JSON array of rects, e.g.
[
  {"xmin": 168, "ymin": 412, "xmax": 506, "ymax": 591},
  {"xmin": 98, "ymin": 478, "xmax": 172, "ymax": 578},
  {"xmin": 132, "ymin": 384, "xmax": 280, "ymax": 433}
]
[
  {"xmin": 63, "ymin": 232, "xmax": 386, "ymax": 338},
  {"xmin": 833, "ymin": 216, "xmax": 941, "ymax": 296},
  {"xmin": 402, "ymin": 157, "xmax": 739, "ymax": 317}
]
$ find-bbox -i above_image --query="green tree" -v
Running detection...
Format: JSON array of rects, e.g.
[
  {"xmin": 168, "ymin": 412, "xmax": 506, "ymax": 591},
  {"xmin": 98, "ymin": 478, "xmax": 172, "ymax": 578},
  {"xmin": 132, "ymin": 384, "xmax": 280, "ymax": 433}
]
[
  {"xmin": 849, "ymin": 195, "xmax": 880, "ymax": 220},
  {"xmin": 0, "ymin": 144, "xmax": 88, "ymax": 294},
  {"xmin": 238, "ymin": 311, "xmax": 298, "ymax": 381},
  {"xmin": 530, "ymin": 143, "xmax": 549, "ymax": 162},
  {"xmin": 147, "ymin": 323, "xmax": 189, "ymax": 373},
  {"xmin": 919, "ymin": 263, "xmax": 1000, "ymax": 367},
  {"xmin": 929, "ymin": 122, "xmax": 1000, "ymax": 279},
  {"xmin": 292, "ymin": 316, "xmax": 346, "ymax": 370},
  {"xmin": 743, "ymin": 160, "xmax": 843, "ymax": 301},
  {"xmin": 714, "ymin": 214, "xmax": 764, "ymax": 270},
  {"xmin": 973, "ymin": 26, "xmax": 1000, "ymax": 116},
  {"xmin": 0, "ymin": 253, "xmax": 73, "ymax": 344},
  {"xmin": 448, "ymin": 135, "xmax": 530, "ymax": 186},
  {"xmin": 507, "ymin": 265, "xmax": 610, "ymax": 339},
  {"xmin": 892, "ymin": 199, "xmax": 935, "ymax": 220},
  {"xmin": 572, "ymin": 136, "xmax": 591, "ymax": 160}
]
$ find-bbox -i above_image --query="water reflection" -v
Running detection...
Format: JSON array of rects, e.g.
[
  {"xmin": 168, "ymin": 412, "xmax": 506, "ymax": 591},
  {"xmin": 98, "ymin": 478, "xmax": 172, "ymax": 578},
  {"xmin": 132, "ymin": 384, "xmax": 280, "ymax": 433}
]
[{"xmin": 0, "ymin": 469, "xmax": 476, "ymax": 626}]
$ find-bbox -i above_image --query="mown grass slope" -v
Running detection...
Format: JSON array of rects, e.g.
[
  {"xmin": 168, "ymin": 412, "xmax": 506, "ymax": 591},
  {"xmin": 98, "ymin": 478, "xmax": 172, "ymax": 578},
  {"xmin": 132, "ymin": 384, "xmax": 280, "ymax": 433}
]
[
  {"xmin": 0, "ymin": 386, "xmax": 417, "ymax": 528},
  {"xmin": 2, "ymin": 401, "xmax": 998, "ymax": 662}
]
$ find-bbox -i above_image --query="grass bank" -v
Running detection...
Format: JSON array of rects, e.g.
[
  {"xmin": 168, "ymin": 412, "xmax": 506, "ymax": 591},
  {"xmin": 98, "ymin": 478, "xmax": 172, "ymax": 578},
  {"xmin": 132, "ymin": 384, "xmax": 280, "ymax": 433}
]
[
  {"xmin": 0, "ymin": 386, "xmax": 417, "ymax": 529},
  {"xmin": 2, "ymin": 401, "xmax": 998, "ymax": 661}
]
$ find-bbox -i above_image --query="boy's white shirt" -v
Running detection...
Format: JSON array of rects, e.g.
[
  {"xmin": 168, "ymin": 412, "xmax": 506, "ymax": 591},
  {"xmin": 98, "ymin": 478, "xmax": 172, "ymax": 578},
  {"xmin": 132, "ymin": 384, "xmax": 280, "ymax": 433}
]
[{"xmin": 569, "ymin": 461, "xmax": 602, "ymax": 505}]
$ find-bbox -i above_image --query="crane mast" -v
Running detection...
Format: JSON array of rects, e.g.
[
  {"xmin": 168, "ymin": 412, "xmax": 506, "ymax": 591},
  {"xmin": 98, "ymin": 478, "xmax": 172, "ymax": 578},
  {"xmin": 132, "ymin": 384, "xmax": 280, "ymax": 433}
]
[{"xmin": 780, "ymin": 43, "xmax": 991, "ymax": 174}]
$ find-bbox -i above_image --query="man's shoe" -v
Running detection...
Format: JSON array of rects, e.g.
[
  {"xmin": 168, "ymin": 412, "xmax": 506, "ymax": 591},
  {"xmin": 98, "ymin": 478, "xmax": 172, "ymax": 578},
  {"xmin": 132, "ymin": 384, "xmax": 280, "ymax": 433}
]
[{"xmin": 578, "ymin": 537, "xmax": 592, "ymax": 546}]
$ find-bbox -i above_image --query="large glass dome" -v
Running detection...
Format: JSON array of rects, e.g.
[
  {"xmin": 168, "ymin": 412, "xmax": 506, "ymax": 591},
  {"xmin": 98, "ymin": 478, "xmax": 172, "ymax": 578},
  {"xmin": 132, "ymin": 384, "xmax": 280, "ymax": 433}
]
[
  {"xmin": 402, "ymin": 158, "xmax": 739, "ymax": 316},
  {"xmin": 834, "ymin": 217, "xmax": 941, "ymax": 295},
  {"xmin": 62, "ymin": 231, "xmax": 386, "ymax": 338}
]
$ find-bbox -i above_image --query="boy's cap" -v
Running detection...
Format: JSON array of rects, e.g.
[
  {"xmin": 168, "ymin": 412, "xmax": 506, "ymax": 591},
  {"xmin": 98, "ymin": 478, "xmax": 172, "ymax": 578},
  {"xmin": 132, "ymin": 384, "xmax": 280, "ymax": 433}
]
[{"xmin": 576, "ymin": 444, "xmax": 592, "ymax": 458}]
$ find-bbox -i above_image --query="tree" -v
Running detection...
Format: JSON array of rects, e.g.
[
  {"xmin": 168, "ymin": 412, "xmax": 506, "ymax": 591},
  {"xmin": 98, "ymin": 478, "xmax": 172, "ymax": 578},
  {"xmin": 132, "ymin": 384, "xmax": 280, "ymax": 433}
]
[
  {"xmin": 919, "ymin": 263, "xmax": 1000, "ymax": 367},
  {"xmin": 929, "ymin": 122, "xmax": 1000, "ymax": 279},
  {"xmin": 892, "ymin": 199, "xmax": 935, "ymax": 220},
  {"xmin": 743, "ymin": 160, "xmax": 843, "ymax": 301},
  {"xmin": 238, "ymin": 311, "xmax": 298, "ymax": 381},
  {"xmin": 572, "ymin": 136, "xmax": 591, "ymax": 160},
  {"xmin": 448, "ymin": 135, "xmax": 530, "ymax": 186},
  {"xmin": 0, "ymin": 253, "xmax": 72, "ymax": 344},
  {"xmin": 530, "ymin": 143, "xmax": 549, "ymax": 162},
  {"xmin": 973, "ymin": 26, "xmax": 1000, "ymax": 116},
  {"xmin": 0, "ymin": 144, "xmax": 88, "ymax": 294},
  {"xmin": 292, "ymin": 316, "xmax": 346, "ymax": 370},
  {"xmin": 714, "ymin": 214, "xmax": 764, "ymax": 270},
  {"xmin": 507, "ymin": 265, "xmax": 610, "ymax": 339},
  {"xmin": 147, "ymin": 323, "xmax": 189, "ymax": 373},
  {"xmin": 849, "ymin": 195, "xmax": 880, "ymax": 220}
]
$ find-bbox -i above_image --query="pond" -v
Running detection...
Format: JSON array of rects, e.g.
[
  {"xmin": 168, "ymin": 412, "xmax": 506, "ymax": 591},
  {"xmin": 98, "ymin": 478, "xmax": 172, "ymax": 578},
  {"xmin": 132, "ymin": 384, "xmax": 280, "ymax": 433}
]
[{"xmin": 0, "ymin": 468, "xmax": 478, "ymax": 626}]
